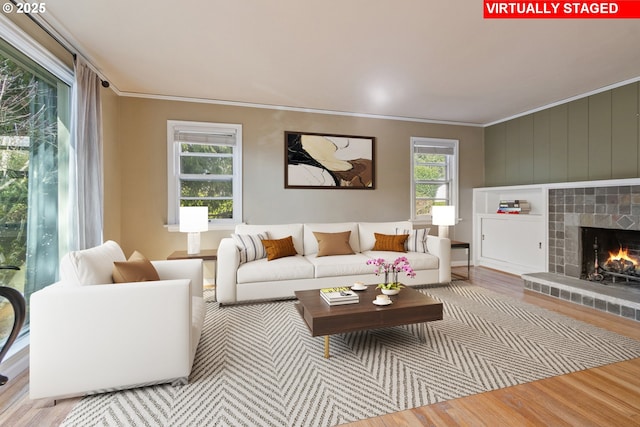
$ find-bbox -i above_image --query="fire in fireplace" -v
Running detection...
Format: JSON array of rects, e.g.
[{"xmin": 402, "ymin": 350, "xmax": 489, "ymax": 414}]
[
  {"xmin": 581, "ymin": 227, "xmax": 640, "ymax": 285},
  {"xmin": 604, "ymin": 247, "xmax": 639, "ymax": 276}
]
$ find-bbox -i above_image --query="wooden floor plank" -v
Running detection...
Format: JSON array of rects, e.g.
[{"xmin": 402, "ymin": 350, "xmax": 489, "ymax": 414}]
[{"xmin": 2, "ymin": 266, "xmax": 640, "ymax": 426}]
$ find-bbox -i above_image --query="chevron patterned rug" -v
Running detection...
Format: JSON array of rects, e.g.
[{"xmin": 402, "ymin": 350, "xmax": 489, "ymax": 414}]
[{"xmin": 62, "ymin": 282, "xmax": 640, "ymax": 426}]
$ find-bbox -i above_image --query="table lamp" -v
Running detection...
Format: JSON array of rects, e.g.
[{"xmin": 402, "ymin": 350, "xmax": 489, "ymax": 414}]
[
  {"xmin": 432, "ymin": 205, "xmax": 455, "ymax": 238},
  {"xmin": 179, "ymin": 206, "xmax": 209, "ymax": 254}
]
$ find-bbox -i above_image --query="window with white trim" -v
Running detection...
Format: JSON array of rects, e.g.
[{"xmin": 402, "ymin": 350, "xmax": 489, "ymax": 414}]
[
  {"xmin": 410, "ymin": 137, "xmax": 458, "ymax": 220},
  {"xmin": 167, "ymin": 120, "xmax": 242, "ymax": 225}
]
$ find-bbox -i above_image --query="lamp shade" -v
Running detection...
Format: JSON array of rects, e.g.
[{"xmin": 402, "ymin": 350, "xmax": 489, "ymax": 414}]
[
  {"xmin": 179, "ymin": 206, "xmax": 209, "ymax": 232},
  {"xmin": 431, "ymin": 205, "xmax": 456, "ymax": 226}
]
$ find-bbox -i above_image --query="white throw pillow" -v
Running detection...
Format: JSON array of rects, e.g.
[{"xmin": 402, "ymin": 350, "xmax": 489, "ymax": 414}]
[
  {"xmin": 232, "ymin": 233, "xmax": 267, "ymax": 264},
  {"xmin": 59, "ymin": 240, "xmax": 126, "ymax": 285},
  {"xmin": 396, "ymin": 228, "xmax": 429, "ymax": 253}
]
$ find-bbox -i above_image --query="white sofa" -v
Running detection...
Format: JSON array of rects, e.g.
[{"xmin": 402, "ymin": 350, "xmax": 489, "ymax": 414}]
[
  {"xmin": 29, "ymin": 241, "xmax": 205, "ymax": 400},
  {"xmin": 217, "ymin": 221, "xmax": 451, "ymax": 304}
]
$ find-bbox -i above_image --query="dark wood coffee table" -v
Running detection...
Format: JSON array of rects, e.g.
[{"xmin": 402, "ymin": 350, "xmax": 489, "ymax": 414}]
[{"xmin": 294, "ymin": 285, "xmax": 443, "ymax": 358}]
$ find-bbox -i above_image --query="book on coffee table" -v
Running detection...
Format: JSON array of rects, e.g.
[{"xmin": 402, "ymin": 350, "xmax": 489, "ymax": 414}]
[
  {"xmin": 321, "ymin": 294, "xmax": 359, "ymax": 305},
  {"xmin": 320, "ymin": 287, "xmax": 359, "ymax": 305}
]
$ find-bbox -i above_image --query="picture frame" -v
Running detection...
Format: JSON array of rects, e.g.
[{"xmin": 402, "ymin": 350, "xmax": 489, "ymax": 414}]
[{"xmin": 285, "ymin": 131, "xmax": 375, "ymax": 189}]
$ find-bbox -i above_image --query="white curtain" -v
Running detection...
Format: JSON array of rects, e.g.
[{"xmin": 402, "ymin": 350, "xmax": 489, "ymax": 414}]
[{"xmin": 69, "ymin": 57, "xmax": 103, "ymax": 250}]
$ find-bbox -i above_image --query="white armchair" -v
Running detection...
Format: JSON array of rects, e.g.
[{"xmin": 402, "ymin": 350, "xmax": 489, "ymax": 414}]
[{"xmin": 29, "ymin": 241, "xmax": 205, "ymax": 400}]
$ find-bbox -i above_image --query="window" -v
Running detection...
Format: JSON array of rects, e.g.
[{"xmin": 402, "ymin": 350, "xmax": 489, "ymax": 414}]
[
  {"xmin": 0, "ymin": 25, "xmax": 72, "ymax": 348},
  {"xmin": 410, "ymin": 137, "xmax": 458, "ymax": 220},
  {"xmin": 167, "ymin": 120, "xmax": 242, "ymax": 226}
]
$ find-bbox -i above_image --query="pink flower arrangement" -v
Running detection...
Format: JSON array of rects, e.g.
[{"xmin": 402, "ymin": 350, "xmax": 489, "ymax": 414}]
[{"xmin": 366, "ymin": 256, "xmax": 416, "ymax": 289}]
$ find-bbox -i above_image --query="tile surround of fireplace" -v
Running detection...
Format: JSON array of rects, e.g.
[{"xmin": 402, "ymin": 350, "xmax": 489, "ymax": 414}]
[
  {"xmin": 548, "ymin": 185, "xmax": 640, "ymax": 278},
  {"xmin": 525, "ymin": 183, "xmax": 640, "ymax": 322}
]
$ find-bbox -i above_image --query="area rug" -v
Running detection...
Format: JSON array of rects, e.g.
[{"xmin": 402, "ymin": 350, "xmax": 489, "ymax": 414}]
[{"xmin": 61, "ymin": 282, "xmax": 640, "ymax": 427}]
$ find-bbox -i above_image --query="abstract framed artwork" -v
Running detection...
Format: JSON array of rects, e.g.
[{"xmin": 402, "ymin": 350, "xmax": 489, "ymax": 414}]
[{"xmin": 285, "ymin": 131, "xmax": 375, "ymax": 189}]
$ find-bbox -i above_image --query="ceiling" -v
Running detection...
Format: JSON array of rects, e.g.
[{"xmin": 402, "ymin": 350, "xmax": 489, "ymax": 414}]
[{"xmin": 41, "ymin": 0, "xmax": 640, "ymax": 126}]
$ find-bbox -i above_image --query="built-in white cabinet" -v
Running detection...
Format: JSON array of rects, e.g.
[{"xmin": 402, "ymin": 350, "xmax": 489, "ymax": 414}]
[
  {"xmin": 473, "ymin": 185, "xmax": 547, "ymax": 275},
  {"xmin": 478, "ymin": 215, "xmax": 545, "ymax": 274}
]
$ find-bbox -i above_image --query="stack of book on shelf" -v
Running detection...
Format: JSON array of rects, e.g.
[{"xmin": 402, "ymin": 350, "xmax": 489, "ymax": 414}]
[
  {"xmin": 497, "ymin": 200, "xmax": 531, "ymax": 214},
  {"xmin": 320, "ymin": 287, "xmax": 359, "ymax": 306}
]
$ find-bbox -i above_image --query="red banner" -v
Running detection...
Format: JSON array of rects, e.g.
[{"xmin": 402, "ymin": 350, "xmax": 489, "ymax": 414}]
[{"xmin": 484, "ymin": 1, "xmax": 640, "ymax": 18}]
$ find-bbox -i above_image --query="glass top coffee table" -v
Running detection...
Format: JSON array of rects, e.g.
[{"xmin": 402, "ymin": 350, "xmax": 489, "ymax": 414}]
[{"xmin": 294, "ymin": 285, "xmax": 443, "ymax": 358}]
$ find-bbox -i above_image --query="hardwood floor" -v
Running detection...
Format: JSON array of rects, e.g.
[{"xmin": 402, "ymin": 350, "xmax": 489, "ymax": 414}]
[
  {"xmin": 0, "ymin": 368, "xmax": 79, "ymax": 427},
  {"xmin": 2, "ymin": 266, "xmax": 639, "ymax": 426}
]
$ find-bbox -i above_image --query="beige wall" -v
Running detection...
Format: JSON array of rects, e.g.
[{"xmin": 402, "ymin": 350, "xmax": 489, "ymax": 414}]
[{"xmin": 106, "ymin": 96, "xmax": 484, "ymax": 260}]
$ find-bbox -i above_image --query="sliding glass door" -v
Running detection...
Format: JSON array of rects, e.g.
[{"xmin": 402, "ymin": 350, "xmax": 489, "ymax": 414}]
[{"xmin": 0, "ymin": 38, "xmax": 70, "ymax": 346}]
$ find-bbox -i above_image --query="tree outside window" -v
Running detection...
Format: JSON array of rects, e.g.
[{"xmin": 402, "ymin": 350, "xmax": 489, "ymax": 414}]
[
  {"xmin": 411, "ymin": 138, "xmax": 458, "ymax": 220},
  {"xmin": 0, "ymin": 44, "xmax": 70, "ymax": 345}
]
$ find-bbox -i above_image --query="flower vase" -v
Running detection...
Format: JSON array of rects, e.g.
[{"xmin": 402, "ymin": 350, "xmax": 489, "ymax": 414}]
[{"xmin": 381, "ymin": 288, "xmax": 400, "ymax": 296}]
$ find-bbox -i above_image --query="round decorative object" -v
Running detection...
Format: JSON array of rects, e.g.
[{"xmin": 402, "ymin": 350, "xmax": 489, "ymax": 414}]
[{"xmin": 381, "ymin": 288, "xmax": 400, "ymax": 296}]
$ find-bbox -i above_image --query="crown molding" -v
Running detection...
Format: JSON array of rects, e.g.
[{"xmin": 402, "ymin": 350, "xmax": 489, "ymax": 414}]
[{"xmin": 117, "ymin": 90, "xmax": 484, "ymax": 128}]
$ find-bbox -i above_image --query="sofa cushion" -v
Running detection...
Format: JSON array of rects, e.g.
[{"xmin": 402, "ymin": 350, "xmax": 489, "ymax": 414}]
[
  {"xmin": 237, "ymin": 255, "xmax": 314, "ymax": 283},
  {"xmin": 262, "ymin": 236, "xmax": 298, "ymax": 261},
  {"xmin": 358, "ymin": 221, "xmax": 413, "ymax": 252},
  {"xmin": 232, "ymin": 233, "xmax": 267, "ymax": 264},
  {"xmin": 236, "ymin": 223, "xmax": 304, "ymax": 255},
  {"xmin": 303, "ymin": 222, "xmax": 360, "ymax": 255},
  {"xmin": 60, "ymin": 240, "xmax": 126, "ymax": 285},
  {"xmin": 112, "ymin": 251, "xmax": 160, "ymax": 283},
  {"xmin": 397, "ymin": 228, "xmax": 430, "ymax": 253},
  {"xmin": 306, "ymin": 253, "xmax": 373, "ymax": 278},
  {"xmin": 363, "ymin": 250, "xmax": 439, "ymax": 271},
  {"xmin": 313, "ymin": 231, "xmax": 355, "ymax": 257},
  {"xmin": 372, "ymin": 233, "xmax": 409, "ymax": 252}
]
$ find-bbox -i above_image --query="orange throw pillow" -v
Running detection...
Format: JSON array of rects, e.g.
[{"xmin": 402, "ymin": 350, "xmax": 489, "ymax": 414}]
[
  {"xmin": 112, "ymin": 250, "xmax": 160, "ymax": 283},
  {"xmin": 261, "ymin": 236, "xmax": 298, "ymax": 261},
  {"xmin": 372, "ymin": 233, "xmax": 409, "ymax": 252},
  {"xmin": 313, "ymin": 231, "xmax": 355, "ymax": 257}
]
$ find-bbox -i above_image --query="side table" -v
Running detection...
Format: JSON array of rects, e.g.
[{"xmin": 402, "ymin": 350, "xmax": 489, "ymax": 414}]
[
  {"xmin": 167, "ymin": 249, "xmax": 218, "ymax": 261},
  {"xmin": 450, "ymin": 240, "xmax": 470, "ymax": 279},
  {"xmin": 167, "ymin": 249, "xmax": 218, "ymax": 287}
]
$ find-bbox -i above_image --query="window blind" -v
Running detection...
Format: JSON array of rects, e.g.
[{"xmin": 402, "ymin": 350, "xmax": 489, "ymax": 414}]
[
  {"xmin": 413, "ymin": 144, "xmax": 455, "ymax": 156},
  {"xmin": 174, "ymin": 130, "xmax": 236, "ymax": 146}
]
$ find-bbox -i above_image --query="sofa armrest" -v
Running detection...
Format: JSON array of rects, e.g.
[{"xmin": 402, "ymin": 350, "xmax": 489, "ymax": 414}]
[
  {"xmin": 216, "ymin": 237, "xmax": 240, "ymax": 304},
  {"xmin": 426, "ymin": 235, "xmax": 451, "ymax": 283},
  {"xmin": 29, "ymin": 279, "xmax": 192, "ymax": 400},
  {"xmin": 152, "ymin": 258, "xmax": 203, "ymax": 298}
]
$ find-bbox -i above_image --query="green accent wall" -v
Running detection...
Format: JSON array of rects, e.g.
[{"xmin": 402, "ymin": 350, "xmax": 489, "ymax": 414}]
[{"xmin": 484, "ymin": 81, "xmax": 640, "ymax": 186}]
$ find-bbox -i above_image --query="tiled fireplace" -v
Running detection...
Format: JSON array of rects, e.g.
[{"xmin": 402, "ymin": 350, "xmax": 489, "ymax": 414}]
[
  {"xmin": 523, "ymin": 183, "xmax": 640, "ymax": 321},
  {"xmin": 548, "ymin": 185, "xmax": 640, "ymax": 278}
]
